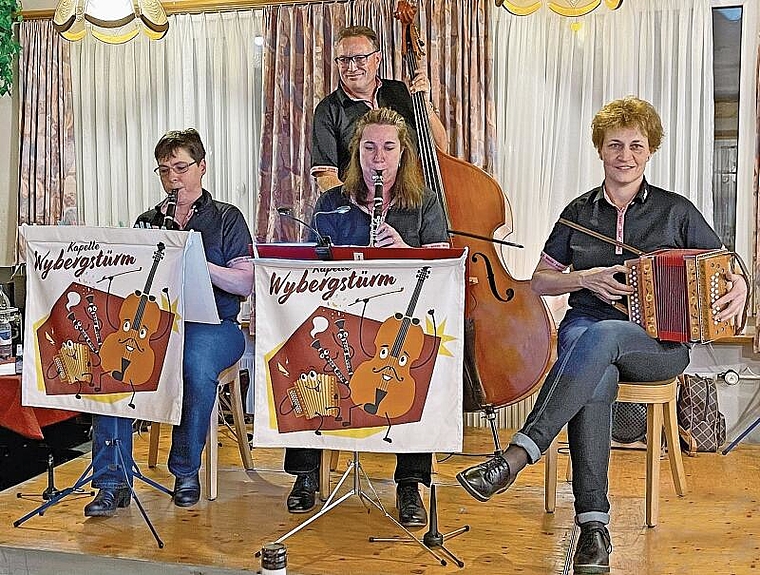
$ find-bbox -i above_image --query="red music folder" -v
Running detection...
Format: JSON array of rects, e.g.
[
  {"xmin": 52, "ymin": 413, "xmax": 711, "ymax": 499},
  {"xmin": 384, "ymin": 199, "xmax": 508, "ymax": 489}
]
[{"xmin": 253, "ymin": 243, "xmax": 465, "ymax": 261}]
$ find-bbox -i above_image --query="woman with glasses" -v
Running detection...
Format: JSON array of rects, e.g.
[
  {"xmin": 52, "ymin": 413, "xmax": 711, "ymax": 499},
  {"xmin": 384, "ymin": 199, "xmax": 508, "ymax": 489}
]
[
  {"xmin": 84, "ymin": 128, "xmax": 253, "ymax": 516},
  {"xmin": 310, "ymin": 25, "xmax": 448, "ymax": 194}
]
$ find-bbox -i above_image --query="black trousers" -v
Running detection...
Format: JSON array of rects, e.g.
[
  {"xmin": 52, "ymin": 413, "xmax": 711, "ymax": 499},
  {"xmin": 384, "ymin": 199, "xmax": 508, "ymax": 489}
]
[{"xmin": 284, "ymin": 448, "xmax": 432, "ymax": 487}]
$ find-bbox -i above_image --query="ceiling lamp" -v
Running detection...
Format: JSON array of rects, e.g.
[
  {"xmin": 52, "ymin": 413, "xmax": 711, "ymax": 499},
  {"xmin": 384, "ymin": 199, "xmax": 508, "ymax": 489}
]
[
  {"xmin": 53, "ymin": 0, "xmax": 169, "ymax": 44},
  {"xmin": 496, "ymin": 0, "xmax": 623, "ymax": 17}
]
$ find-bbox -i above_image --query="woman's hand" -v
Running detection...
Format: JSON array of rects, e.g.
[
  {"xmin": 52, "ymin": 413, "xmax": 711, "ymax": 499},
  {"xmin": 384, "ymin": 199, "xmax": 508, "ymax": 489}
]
[
  {"xmin": 375, "ymin": 222, "xmax": 410, "ymax": 248},
  {"xmin": 713, "ymin": 270, "xmax": 748, "ymax": 324},
  {"xmin": 578, "ymin": 265, "xmax": 634, "ymax": 304}
]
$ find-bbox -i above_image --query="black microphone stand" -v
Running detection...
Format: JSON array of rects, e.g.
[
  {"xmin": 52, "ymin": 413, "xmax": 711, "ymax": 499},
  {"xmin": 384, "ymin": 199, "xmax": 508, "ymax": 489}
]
[
  {"xmin": 16, "ymin": 452, "xmax": 95, "ymax": 502},
  {"xmin": 276, "ymin": 207, "xmax": 334, "ymax": 261}
]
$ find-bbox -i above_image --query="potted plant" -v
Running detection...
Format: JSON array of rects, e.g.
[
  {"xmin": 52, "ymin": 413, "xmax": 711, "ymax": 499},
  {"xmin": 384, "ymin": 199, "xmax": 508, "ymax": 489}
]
[{"xmin": 0, "ymin": 0, "xmax": 21, "ymax": 97}]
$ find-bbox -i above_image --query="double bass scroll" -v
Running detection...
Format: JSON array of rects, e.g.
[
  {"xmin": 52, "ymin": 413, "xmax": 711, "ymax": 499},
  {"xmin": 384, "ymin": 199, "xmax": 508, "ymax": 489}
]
[{"xmin": 395, "ymin": 2, "xmax": 553, "ymax": 410}]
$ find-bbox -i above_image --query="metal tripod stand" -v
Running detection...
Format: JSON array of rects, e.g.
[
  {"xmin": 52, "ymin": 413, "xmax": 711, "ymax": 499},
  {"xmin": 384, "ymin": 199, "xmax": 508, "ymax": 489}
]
[
  {"xmin": 369, "ymin": 482, "xmax": 470, "ymax": 567},
  {"xmin": 13, "ymin": 424, "xmax": 172, "ymax": 548},
  {"xmin": 263, "ymin": 452, "xmax": 449, "ymax": 566}
]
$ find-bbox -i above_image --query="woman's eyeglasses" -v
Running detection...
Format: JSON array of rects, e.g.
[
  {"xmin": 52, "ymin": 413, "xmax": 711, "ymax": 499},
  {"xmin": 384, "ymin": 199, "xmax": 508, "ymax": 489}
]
[
  {"xmin": 154, "ymin": 161, "xmax": 197, "ymax": 177},
  {"xmin": 334, "ymin": 50, "xmax": 379, "ymax": 68}
]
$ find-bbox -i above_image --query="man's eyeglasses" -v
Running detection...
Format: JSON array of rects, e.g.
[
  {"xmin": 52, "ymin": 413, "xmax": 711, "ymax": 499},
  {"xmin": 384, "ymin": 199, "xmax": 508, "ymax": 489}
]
[
  {"xmin": 154, "ymin": 161, "xmax": 197, "ymax": 177},
  {"xmin": 334, "ymin": 50, "xmax": 379, "ymax": 68}
]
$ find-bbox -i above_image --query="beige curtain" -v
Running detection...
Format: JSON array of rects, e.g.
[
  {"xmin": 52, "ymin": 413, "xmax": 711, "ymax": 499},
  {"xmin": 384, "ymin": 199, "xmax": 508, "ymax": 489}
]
[
  {"xmin": 256, "ymin": 0, "xmax": 495, "ymax": 242},
  {"xmin": 17, "ymin": 20, "xmax": 77, "ymax": 234}
]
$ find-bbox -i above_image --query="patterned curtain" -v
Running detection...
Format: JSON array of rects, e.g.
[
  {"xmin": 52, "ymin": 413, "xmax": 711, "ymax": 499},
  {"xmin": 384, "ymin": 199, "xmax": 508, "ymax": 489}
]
[
  {"xmin": 256, "ymin": 0, "xmax": 495, "ymax": 242},
  {"xmin": 17, "ymin": 20, "xmax": 77, "ymax": 235},
  {"xmin": 256, "ymin": 2, "xmax": 348, "ymax": 242}
]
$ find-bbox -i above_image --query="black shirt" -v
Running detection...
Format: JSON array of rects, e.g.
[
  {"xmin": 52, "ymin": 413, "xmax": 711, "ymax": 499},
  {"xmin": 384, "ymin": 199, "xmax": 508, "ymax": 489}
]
[
  {"xmin": 311, "ymin": 79, "xmax": 417, "ymax": 180},
  {"xmin": 136, "ymin": 189, "xmax": 253, "ymax": 321},
  {"xmin": 542, "ymin": 180, "xmax": 722, "ymax": 321}
]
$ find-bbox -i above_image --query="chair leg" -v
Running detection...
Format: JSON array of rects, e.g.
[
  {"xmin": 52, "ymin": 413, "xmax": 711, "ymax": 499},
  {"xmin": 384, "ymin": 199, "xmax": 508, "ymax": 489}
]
[
  {"xmin": 544, "ymin": 437, "xmax": 558, "ymax": 513},
  {"xmin": 148, "ymin": 422, "xmax": 161, "ymax": 468},
  {"xmin": 645, "ymin": 402, "xmax": 664, "ymax": 527},
  {"xmin": 229, "ymin": 370, "xmax": 254, "ymax": 470},
  {"xmin": 205, "ymin": 393, "xmax": 219, "ymax": 501},
  {"xmin": 431, "ymin": 452, "xmax": 439, "ymax": 475},
  {"xmin": 320, "ymin": 450, "xmax": 333, "ymax": 501},
  {"xmin": 663, "ymin": 396, "xmax": 687, "ymax": 496}
]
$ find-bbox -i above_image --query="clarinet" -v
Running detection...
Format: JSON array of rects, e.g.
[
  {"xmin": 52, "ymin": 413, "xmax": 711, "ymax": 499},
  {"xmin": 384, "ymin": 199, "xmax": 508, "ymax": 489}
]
[
  {"xmin": 162, "ymin": 189, "xmax": 178, "ymax": 230},
  {"xmin": 369, "ymin": 169, "xmax": 384, "ymax": 246}
]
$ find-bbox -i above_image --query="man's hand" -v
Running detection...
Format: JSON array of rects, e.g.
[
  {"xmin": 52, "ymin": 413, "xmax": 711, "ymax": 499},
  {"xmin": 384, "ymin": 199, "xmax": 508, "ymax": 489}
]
[{"xmin": 578, "ymin": 265, "xmax": 634, "ymax": 304}]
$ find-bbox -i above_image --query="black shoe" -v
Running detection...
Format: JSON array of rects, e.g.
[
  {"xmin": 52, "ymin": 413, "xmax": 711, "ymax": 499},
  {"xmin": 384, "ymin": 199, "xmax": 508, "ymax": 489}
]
[
  {"xmin": 173, "ymin": 473, "xmax": 201, "ymax": 507},
  {"xmin": 286, "ymin": 471, "xmax": 318, "ymax": 513},
  {"xmin": 573, "ymin": 521, "xmax": 612, "ymax": 574},
  {"xmin": 396, "ymin": 482, "xmax": 427, "ymax": 529},
  {"xmin": 456, "ymin": 455, "xmax": 517, "ymax": 502},
  {"xmin": 84, "ymin": 487, "xmax": 131, "ymax": 517}
]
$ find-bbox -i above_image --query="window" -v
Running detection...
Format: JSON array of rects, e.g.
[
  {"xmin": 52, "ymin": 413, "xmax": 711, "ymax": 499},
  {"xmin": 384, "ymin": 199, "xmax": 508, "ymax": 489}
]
[
  {"xmin": 711, "ymin": 0, "xmax": 758, "ymax": 267},
  {"xmin": 712, "ymin": 6, "xmax": 741, "ymax": 250}
]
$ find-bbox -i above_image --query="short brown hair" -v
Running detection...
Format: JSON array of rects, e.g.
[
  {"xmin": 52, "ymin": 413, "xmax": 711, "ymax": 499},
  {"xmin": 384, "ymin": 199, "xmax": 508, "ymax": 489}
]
[
  {"xmin": 591, "ymin": 96, "xmax": 664, "ymax": 153},
  {"xmin": 336, "ymin": 26, "xmax": 379, "ymax": 51},
  {"xmin": 154, "ymin": 128, "xmax": 206, "ymax": 163}
]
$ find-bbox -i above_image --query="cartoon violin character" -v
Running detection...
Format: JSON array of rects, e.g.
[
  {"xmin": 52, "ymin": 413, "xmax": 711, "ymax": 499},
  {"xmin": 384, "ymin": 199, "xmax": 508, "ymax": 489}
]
[
  {"xmin": 350, "ymin": 266, "xmax": 430, "ymax": 419},
  {"xmin": 100, "ymin": 243, "xmax": 166, "ymax": 386}
]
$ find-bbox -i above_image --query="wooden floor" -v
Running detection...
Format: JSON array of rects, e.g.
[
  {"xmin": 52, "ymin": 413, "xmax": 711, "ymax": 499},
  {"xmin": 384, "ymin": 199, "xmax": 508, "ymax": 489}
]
[{"xmin": 0, "ymin": 426, "xmax": 758, "ymax": 574}]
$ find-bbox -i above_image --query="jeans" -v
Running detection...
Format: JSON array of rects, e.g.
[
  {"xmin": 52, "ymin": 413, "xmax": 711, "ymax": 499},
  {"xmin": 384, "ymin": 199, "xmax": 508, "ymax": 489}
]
[
  {"xmin": 510, "ymin": 313, "xmax": 690, "ymax": 524},
  {"xmin": 284, "ymin": 448, "xmax": 432, "ymax": 487},
  {"xmin": 91, "ymin": 320, "xmax": 245, "ymax": 489}
]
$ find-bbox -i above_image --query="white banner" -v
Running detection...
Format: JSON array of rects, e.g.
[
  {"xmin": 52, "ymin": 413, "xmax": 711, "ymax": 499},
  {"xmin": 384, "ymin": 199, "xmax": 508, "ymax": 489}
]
[
  {"xmin": 20, "ymin": 226, "xmax": 217, "ymax": 424},
  {"xmin": 253, "ymin": 252, "xmax": 466, "ymax": 453}
]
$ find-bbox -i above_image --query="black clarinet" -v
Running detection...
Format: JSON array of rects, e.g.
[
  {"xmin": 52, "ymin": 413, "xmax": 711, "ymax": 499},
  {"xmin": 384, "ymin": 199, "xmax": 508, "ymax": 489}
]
[
  {"xmin": 162, "ymin": 189, "xmax": 178, "ymax": 230},
  {"xmin": 369, "ymin": 169, "xmax": 384, "ymax": 246}
]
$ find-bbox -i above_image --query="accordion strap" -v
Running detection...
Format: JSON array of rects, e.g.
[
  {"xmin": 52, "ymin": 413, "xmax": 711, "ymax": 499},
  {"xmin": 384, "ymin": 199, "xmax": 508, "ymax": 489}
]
[{"xmin": 558, "ymin": 218, "xmax": 644, "ymax": 256}]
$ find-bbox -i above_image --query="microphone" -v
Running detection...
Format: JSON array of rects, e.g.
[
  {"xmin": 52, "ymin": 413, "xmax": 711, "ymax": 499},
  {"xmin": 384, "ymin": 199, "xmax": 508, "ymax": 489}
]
[
  {"xmin": 314, "ymin": 204, "xmax": 350, "ymax": 240},
  {"xmin": 162, "ymin": 190, "xmax": 179, "ymax": 230},
  {"xmin": 369, "ymin": 169, "xmax": 384, "ymax": 247},
  {"xmin": 276, "ymin": 206, "xmax": 329, "ymax": 245}
]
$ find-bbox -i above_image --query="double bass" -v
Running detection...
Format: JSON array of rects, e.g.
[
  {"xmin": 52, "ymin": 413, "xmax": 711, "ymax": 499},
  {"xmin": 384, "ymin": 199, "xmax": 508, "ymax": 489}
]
[{"xmin": 395, "ymin": 3, "xmax": 553, "ymax": 411}]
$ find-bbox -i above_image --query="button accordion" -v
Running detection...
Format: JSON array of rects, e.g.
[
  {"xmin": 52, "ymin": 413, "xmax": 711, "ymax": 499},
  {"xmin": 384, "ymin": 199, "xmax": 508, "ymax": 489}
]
[{"xmin": 625, "ymin": 249, "xmax": 735, "ymax": 343}]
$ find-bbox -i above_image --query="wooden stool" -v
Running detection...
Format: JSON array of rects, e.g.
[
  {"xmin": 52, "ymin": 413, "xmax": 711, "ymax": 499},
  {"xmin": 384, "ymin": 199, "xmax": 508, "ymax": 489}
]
[
  {"xmin": 148, "ymin": 361, "xmax": 254, "ymax": 500},
  {"xmin": 544, "ymin": 377, "xmax": 686, "ymax": 527}
]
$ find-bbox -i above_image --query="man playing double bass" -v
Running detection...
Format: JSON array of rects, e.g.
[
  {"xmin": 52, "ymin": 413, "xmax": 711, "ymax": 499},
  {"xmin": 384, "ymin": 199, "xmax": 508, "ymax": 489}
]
[
  {"xmin": 284, "ymin": 25, "xmax": 448, "ymax": 528},
  {"xmin": 310, "ymin": 25, "xmax": 448, "ymax": 193}
]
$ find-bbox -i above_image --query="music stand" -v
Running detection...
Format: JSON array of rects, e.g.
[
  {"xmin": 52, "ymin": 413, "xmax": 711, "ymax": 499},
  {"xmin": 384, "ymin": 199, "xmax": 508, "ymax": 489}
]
[
  {"xmin": 13, "ymin": 418, "xmax": 172, "ymax": 548},
  {"xmin": 261, "ymin": 452, "xmax": 447, "ymax": 566}
]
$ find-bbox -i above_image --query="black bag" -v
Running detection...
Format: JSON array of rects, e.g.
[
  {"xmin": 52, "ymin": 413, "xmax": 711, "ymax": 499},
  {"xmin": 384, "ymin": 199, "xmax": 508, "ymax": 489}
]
[
  {"xmin": 677, "ymin": 374, "xmax": 726, "ymax": 456},
  {"xmin": 611, "ymin": 401, "xmax": 648, "ymax": 444}
]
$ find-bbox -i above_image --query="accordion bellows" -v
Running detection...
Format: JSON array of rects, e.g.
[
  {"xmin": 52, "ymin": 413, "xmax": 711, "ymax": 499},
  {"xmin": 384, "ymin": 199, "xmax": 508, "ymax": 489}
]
[{"xmin": 625, "ymin": 249, "xmax": 734, "ymax": 343}]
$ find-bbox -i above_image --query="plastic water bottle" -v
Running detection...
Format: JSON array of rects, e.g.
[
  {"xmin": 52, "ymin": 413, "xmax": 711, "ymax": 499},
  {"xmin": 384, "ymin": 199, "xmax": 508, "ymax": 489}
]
[
  {"xmin": 15, "ymin": 344, "xmax": 23, "ymax": 374},
  {"xmin": 260, "ymin": 542, "xmax": 287, "ymax": 574},
  {"xmin": 0, "ymin": 314, "xmax": 12, "ymax": 360}
]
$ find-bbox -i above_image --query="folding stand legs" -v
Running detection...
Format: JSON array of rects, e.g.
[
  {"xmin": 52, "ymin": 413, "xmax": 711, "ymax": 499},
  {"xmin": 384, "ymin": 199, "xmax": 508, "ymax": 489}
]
[
  {"xmin": 261, "ymin": 452, "xmax": 448, "ymax": 566},
  {"xmin": 16, "ymin": 452, "xmax": 95, "ymax": 501},
  {"xmin": 369, "ymin": 483, "xmax": 470, "ymax": 567},
  {"xmin": 13, "ymin": 437, "xmax": 172, "ymax": 548}
]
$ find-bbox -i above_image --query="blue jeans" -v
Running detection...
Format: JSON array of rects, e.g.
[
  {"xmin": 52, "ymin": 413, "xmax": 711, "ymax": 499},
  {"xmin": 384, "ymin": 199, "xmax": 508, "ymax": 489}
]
[
  {"xmin": 91, "ymin": 320, "xmax": 245, "ymax": 489},
  {"xmin": 510, "ymin": 313, "xmax": 690, "ymax": 524}
]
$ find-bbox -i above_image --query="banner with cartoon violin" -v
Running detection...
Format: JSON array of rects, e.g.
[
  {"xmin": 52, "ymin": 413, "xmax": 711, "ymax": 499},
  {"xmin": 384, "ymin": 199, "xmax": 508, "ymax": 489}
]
[
  {"xmin": 253, "ymin": 250, "xmax": 466, "ymax": 453},
  {"xmin": 19, "ymin": 225, "xmax": 215, "ymax": 424}
]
